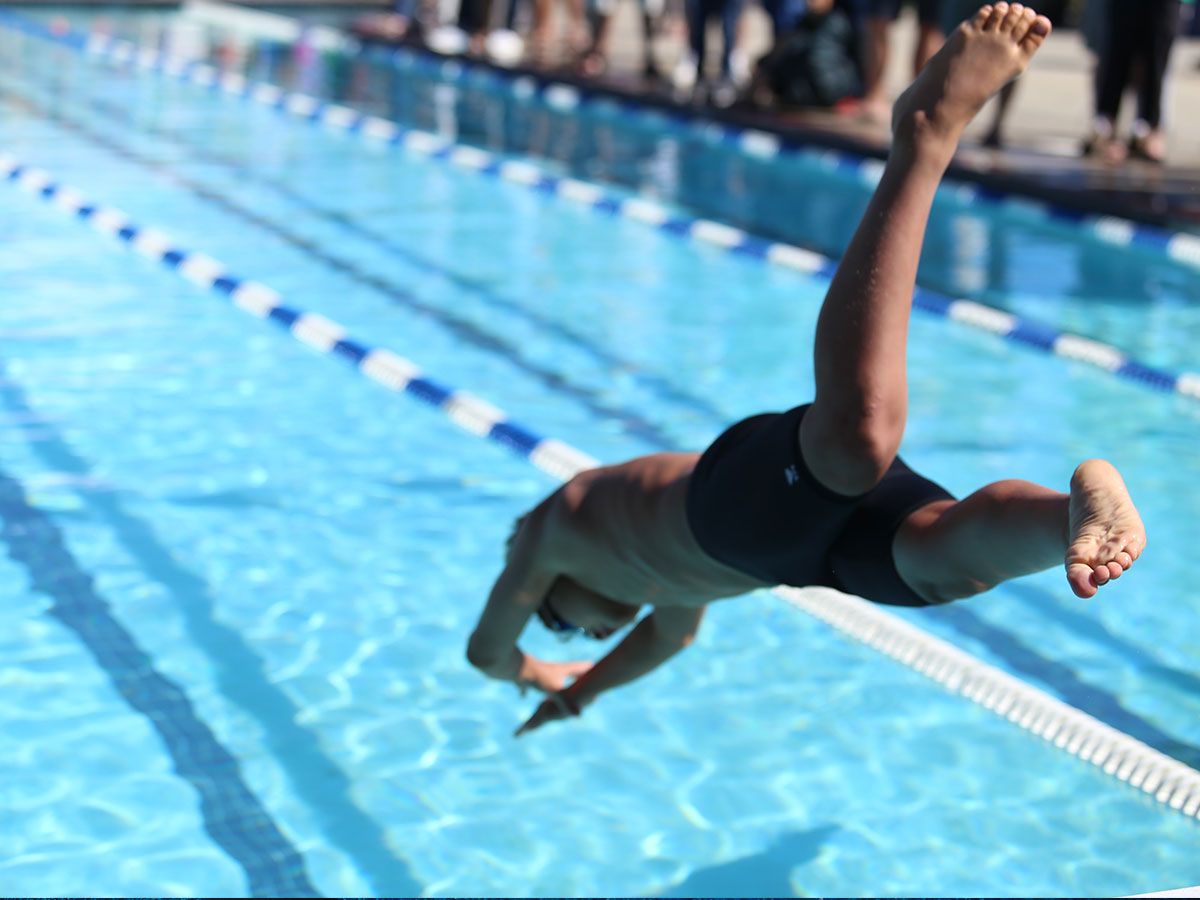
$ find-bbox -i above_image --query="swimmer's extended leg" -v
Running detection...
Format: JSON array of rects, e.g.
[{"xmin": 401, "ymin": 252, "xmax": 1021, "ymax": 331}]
[
  {"xmin": 894, "ymin": 460, "xmax": 1146, "ymax": 602},
  {"xmin": 801, "ymin": 4, "xmax": 1051, "ymax": 496}
]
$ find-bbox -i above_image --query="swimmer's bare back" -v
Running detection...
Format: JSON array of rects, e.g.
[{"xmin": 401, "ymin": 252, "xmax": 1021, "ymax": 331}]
[{"xmin": 549, "ymin": 453, "xmax": 770, "ymax": 607}]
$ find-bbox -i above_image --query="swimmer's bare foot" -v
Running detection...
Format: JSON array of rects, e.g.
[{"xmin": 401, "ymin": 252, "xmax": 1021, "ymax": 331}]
[
  {"xmin": 891, "ymin": 3, "xmax": 1052, "ymax": 160},
  {"xmin": 1065, "ymin": 459, "xmax": 1146, "ymax": 599}
]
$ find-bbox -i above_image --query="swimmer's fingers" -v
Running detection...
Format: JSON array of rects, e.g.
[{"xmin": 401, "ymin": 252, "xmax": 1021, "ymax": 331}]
[
  {"xmin": 514, "ymin": 700, "xmax": 557, "ymax": 737},
  {"xmin": 560, "ymin": 660, "xmax": 594, "ymax": 680},
  {"xmin": 514, "ymin": 692, "xmax": 580, "ymax": 737},
  {"xmin": 527, "ymin": 659, "xmax": 594, "ymax": 694}
]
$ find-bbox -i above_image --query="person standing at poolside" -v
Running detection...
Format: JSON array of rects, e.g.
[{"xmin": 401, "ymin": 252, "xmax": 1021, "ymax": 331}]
[
  {"xmin": 972, "ymin": 0, "xmax": 1065, "ymax": 147},
  {"xmin": 466, "ymin": 3, "xmax": 1147, "ymax": 735},
  {"xmin": 1083, "ymin": 0, "xmax": 1183, "ymax": 164},
  {"xmin": 858, "ymin": 0, "xmax": 946, "ymax": 122}
]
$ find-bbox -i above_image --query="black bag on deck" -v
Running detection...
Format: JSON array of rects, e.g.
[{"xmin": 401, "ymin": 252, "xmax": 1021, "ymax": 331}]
[{"xmin": 761, "ymin": 8, "xmax": 862, "ymax": 108}]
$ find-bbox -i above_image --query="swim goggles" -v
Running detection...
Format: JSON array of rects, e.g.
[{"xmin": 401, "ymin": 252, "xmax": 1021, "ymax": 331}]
[{"xmin": 536, "ymin": 599, "xmax": 590, "ymax": 642}]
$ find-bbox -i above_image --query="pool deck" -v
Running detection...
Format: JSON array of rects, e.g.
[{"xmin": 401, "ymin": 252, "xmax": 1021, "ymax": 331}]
[
  {"xmin": 488, "ymin": 4, "xmax": 1200, "ymax": 231},
  {"xmin": 393, "ymin": 2, "xmax": 1200, "ymax": 232}
]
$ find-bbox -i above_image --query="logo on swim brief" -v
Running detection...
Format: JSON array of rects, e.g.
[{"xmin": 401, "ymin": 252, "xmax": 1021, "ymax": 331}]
[{"xmin": 784, "ymin": 464, "xmax": 798, "ymax": 486}]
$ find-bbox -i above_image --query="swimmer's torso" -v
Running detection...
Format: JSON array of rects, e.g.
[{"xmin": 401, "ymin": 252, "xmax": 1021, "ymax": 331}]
[{"xmin": 551, "ymin": 453, "xmax": 769, "ymax": 607}]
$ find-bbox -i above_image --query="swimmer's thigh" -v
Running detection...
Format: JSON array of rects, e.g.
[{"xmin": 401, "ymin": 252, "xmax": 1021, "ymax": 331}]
[{"xmin": 824, "ymin": 458, "xmax": 954, "ymax": 607}]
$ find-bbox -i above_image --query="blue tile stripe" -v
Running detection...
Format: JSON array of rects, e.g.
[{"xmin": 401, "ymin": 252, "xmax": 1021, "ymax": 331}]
[
  {"xmin": 1, "ymin": 10, "xmax": 1196, "ymax": 407},
  {"xmin": 0, "ymin": 472, "xmax": 317, "ymax": 897},
  {"xmin": 363, "ymin": 44, "xmax": 1200, "ymax": 271},
  {"xmin": 5, "ymin": 151, "xmax": 1200, "ymax": 825}
]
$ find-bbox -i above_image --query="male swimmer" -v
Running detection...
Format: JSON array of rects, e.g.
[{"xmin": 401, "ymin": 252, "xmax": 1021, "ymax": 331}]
[{"xmin": 467, "ymin": 4, "xmax": 1147, "ymax": 736}]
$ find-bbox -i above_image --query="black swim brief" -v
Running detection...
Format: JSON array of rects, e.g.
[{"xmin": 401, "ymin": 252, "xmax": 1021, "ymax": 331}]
[{"xmin": 685, "ymin": 404, "xmax": 955, "ymax": 607}]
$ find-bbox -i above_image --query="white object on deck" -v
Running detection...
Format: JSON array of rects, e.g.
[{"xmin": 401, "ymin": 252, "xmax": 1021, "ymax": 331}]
[{"xmin": 180, "ymin": 0, "xmax": 356, "ymax": 53}]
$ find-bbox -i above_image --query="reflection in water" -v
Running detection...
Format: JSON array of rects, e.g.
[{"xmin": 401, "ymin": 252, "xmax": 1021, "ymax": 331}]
[{"xmin": 658, "ymin": 825, "xmax": 840, "ymax": 898}]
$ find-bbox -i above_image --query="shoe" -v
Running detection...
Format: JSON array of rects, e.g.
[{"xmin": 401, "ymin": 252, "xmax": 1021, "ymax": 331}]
[
  {"xmin": 711, "ymin": 77, "xmax": 738, "ymax": 108},
  {"xmin": 1128, "ymin": 132, "xmax": 1166, "ymax": 164},
  {"xmin": 672, "ymin": 54, "xmax": 697, "ymax": 93},
  {"xmin": 729, "ymin": 48, "xmax": 751, "ymax": 87}
]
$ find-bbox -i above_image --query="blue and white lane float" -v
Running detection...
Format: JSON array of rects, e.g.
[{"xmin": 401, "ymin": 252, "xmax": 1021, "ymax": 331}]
[
  {"xmin": 4, "ymin": 152, "xmax": 1200, "ymax": 823},
  {"xmin": 368, "ymin": 43, "xmax": 1200, "ymax": 272},
  {"xmin": 26, "ymin": 0, "xmax": 1200, "ymax": 274},
  {"xmin": 1, "ymin": 10, "xmax": 1197, "ymax": 405}
]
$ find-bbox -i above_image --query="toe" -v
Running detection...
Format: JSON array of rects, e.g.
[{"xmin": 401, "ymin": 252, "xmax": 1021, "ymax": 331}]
[
  {"xmin": 1021, "ymin": 13, "xmax": 1052, "ymax": 48},
  {"xmin": 999, "ymin": 3, "xmax": 1024, "ymax": 31},
  {"xmin": 1116, "ymin": 550, "xmax": 1133, "ymax": 570},
  {"xmin": 1011, "ymin": 7, "xmax": 1037, "ymax": 42},
  {"xmin": 984, "ymin": 2, "xmax": 1008, "ymax": 29},
  {"xmin": 1106, "ymin": 560, "xmax": 1124, "ymax": 580},
  {"xmin": 972, "ymin": 5, "xmax": 994, "ymax": 28},
  {"xmin": 1067, "ymin": 563, "xmax": 1098, "ymax": 599},
  {"xmin": 1092, "ymin": 563, "xmax": 1110, "ymax": 585}
]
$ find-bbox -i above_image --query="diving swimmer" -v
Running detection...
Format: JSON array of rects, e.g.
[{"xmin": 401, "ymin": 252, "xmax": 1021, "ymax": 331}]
[{"xmin": 466, "ymin": 3, "xmax": 1147, "ymax": 736}]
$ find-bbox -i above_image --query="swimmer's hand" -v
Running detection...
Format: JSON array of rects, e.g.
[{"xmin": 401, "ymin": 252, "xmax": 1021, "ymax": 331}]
[
  {"xmin": 517, "ymin": 657, "xmax": 593, "ymax": 695},
  {"xmin": 515, "ymin": 690, "xmax": 582, "ymax": 737}
]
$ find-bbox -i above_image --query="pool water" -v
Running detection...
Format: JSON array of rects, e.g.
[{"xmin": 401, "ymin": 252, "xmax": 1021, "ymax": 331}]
[{"xmin": 1, "ymin": 8, "xmax": 1199, "ymax": 897}]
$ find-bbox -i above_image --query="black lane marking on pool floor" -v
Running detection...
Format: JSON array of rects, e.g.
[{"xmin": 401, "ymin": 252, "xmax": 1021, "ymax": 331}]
[
  {"xmin": 9, "ymin": 73, "xmax": 1200, "ymax": 775},
  {"xmin": 0, "ymin": 373, "xmax": 319, "ymax": 898},
  {"xmin": 0, "ymin": 367, "xmax": 424, "ymax": 895}
]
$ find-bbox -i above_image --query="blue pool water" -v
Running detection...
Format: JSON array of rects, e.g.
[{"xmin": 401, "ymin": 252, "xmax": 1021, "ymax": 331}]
[{"xmin": 1, "ymin": 8, "xmax": 1199, "ymax": 897}]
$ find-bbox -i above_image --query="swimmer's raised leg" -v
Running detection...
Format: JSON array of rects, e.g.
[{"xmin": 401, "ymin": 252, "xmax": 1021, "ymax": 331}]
[
  {"xmin": 894, "ymin": 460, "xmax": 1146, "ymax": 603},
  {"xmin": 801, "ymin": 3, "xmax": 1052, "ymax": 496}
]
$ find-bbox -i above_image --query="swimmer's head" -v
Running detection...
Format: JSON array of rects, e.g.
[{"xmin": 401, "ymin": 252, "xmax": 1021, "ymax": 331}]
[{"xmin": 536, "ymin": 579, "xmax": 640, "ymax": 642}]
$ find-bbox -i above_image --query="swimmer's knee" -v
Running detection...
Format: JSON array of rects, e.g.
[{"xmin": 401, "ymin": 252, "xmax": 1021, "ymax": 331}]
[{"xmin": 893, "ymin": 499, "xmax": 994, "ymax": 606}]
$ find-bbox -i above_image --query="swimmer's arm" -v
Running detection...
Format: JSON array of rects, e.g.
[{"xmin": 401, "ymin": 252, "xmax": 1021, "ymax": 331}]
[
  {"xmin": 466, "ymin": 561, "xmax": 553, "ymax": 684},
  {"xmin": 466, "ymin": 516, "xmax": 578, "ymax": 692},
  {"xmin": 516, "ymin": 606, "xmax": 704, "ymax": 736},
  {"xmin": 571, "ymin": 605, "xmax": 705, "ymax": 705}
]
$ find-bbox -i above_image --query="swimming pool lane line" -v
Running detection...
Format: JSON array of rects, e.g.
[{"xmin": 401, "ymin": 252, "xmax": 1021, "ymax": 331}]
[
  {"xmin": 365, "ymin": 45, "xmax": 1200, "ymax": 273},
  {"xmin": 16, "ymin": 79, "xmax": 1200, "ymax": 779},
  {"xmin": 0, "ymin": 76, "xmax": 691, "ymax": 456},
  {"xmin": 0, "ymin": 155, "xmax": 598, "ymax": 483},
  {"xmin": 17, "ymin": 82, "xmax": 735, "ymax": 433},
  {"xmin": 5, "ymin": 153, "xmax": 1199, "ymax": 826},
  {"xmin": 3, "ymin": 10, "xmax": 1196, "ymax": 408},
  {"xmin": 107, "ymin": 0, "xmax": 1200, "ymax": 273}
]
